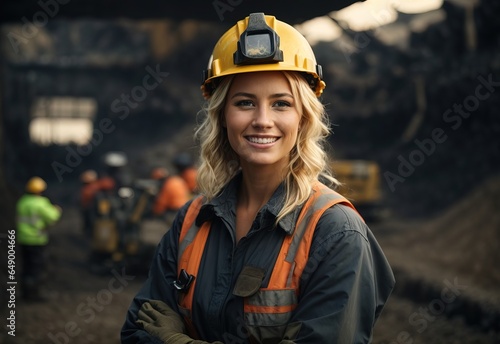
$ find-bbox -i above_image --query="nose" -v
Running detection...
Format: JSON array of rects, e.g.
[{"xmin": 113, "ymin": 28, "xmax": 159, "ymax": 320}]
[{"xmin": 252, "ymin": 105, "xmax": 273, "ymax": 128}]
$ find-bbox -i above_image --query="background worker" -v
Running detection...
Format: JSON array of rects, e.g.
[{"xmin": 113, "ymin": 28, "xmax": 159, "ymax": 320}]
[
  {"xmin": 88, "ymin": 155, "xmax": 129, "ymax": 271},
  {"xmin": 172, "ymin": 152, "xmax": 198, "ymax": 195},
  {"xmin": 79, "ymin": 169, "xmax": 100, "ymax": 239},
  {"xmin": 147, "ymin": 166, "xmax": 169, "ymax": 215},
  {"xmin": 16, "ymin": 176, "xmax": 62, "ymax": 302},
  {"xmin": 151, "ymin": 165, "xmax": 190, "ymax": 226},
  {"xmin": 101, "ymin": 151, "xmax": 131, "ymax": 190}
]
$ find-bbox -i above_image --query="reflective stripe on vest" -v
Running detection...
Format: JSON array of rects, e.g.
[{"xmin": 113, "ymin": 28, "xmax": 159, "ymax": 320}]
[
  {"xmin": 18, "ymin": 214, "xmax": 43, "ymax": 227},
  {"xmin": 176, "ymin": 183, "xmax": 362, "ymax": 339}
]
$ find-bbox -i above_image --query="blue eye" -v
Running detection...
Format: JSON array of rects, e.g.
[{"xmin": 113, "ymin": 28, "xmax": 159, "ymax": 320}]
[
  {"xmin": 235, "ymin": 100, "xmax": 254, "ymax": 107},
  {"xmin": 274, "ymin": 100, "xmax": 291, "ymax": 107}
]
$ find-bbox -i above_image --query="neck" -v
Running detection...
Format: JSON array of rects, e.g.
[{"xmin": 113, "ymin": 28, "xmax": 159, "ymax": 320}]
[{"xmin": 238, "ymin": 166, "xmax": 285, "ymax": 211}]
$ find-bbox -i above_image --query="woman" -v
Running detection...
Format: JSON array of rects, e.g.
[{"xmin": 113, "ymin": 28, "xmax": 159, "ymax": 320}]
[{"xmin": 122, "ymin": 13, "xmax": 394, "ymax": 344}]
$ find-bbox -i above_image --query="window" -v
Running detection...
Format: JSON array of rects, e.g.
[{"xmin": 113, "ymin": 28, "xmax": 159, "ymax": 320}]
[{"xmin": 29, "ymin": 97, "xmax": 97, "ymax": 146}]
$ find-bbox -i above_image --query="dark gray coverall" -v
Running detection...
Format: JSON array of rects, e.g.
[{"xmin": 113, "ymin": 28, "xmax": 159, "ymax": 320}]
[{"xmin": 121, "ymin": 174, "xmax": 395, "ymax": 343}]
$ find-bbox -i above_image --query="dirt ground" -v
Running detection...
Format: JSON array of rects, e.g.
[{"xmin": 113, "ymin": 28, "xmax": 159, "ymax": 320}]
[
  {"xmin": 372, "ymin": 175, "xmax": 500, "ymax": 344},
  {"xmin": 2, "ymin": 177, "xmax": 500, "ymax": 344}
]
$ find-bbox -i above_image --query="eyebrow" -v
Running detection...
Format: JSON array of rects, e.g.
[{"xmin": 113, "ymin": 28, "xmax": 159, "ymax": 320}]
[{"xmin": 230, "ymin": 92, "xmax": 294, "ymax": 99}]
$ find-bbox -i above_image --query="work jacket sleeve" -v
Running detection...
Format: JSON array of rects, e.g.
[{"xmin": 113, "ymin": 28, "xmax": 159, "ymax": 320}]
[
  {"xmin": 121, "ymin": 201, "xmax": 190, "ymax": 344},
  {"xmin": 282, "ymin": 205, "xmax": 395, "ymax": 344},
  {"xmin": 39, "ymin": 197, "xmax": 61, "ymax": 225}
]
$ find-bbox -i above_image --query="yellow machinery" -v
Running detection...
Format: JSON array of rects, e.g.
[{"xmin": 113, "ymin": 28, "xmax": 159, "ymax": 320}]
[{"xmin": 331, "ymin": 159, "xmax": 386, "ymax": 221}]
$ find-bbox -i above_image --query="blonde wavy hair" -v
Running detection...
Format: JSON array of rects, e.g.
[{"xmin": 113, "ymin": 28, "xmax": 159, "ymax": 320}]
[{"xmin": 195, "ymin": 71, "xmax": 339, "ymax": 223}]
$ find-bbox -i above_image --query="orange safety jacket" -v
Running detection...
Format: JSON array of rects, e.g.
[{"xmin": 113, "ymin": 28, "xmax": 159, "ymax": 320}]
[
  {"xmin": 80, "ymin": 181, "xmax": 102, "ymax": 209},
  {"xmin": 153, "ymin": 176, "xmax": 190, "ymax": 215},
  {"xmin": 181, "ymin": 167, "xmax": 198, "ymax": 194},
  {"xmin": 176, "ymin": 182, "xmax": 361, "ymax": 340}
]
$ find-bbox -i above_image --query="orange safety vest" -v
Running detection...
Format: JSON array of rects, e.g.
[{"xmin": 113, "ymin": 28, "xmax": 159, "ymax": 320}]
[
  {"xmin": 176, "ymin": 182, "xmax": 361, "ymax": 340},
  {"xmin": 153, "ymin": 176, "xmax": 190, "ymax": 215}
]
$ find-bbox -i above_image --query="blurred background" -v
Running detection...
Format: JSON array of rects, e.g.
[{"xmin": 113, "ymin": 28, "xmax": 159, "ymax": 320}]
[{"xmin": 0, "ymin": 0, "xmax": 499, "ymax": 343}]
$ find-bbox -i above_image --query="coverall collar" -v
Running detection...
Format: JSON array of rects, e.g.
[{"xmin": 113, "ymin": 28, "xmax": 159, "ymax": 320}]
[{"xmin": 197, "ymin": 172, "xmax": 302, "ymax": 235}]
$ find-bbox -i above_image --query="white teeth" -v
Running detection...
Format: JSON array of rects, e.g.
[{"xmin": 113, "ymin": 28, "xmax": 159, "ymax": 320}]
[{"xmin": 248, "ymin": 137, "xmax": 277, "ymax": 144}]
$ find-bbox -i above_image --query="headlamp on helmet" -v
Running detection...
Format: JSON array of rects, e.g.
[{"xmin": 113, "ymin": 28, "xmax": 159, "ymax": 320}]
[{"xmin": 233, "ymin": 13, "xmax": 283, "ymax": 65}]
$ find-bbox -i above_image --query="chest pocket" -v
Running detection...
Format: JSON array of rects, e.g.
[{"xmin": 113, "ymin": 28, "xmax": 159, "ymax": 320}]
[
  {"xmin": 233, "ymin": 266, "xmax": 296, "ymax": 341},
  {"xmin": 177, "ymin": 184, "xmax": 359, "ymax": 342}
]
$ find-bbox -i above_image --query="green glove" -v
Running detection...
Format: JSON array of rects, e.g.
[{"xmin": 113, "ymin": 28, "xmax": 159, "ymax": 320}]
[{"xmin": 136, "ymin": 300, "xmax": 222, "ymax": 344}]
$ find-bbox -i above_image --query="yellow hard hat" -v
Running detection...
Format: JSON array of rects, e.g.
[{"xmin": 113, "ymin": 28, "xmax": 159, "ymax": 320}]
[
  {"xmin": 26, "ymin": 176, "xmax": 47, "ymax": 194},
  {"xmin": 201, "ymin": 12, "xmax": 326, "ymax": 99}
]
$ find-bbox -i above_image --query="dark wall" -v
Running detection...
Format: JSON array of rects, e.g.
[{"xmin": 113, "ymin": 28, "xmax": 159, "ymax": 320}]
[{"xmin": 1, "ymin": 0, "xmax": 363, "ymax": 24}]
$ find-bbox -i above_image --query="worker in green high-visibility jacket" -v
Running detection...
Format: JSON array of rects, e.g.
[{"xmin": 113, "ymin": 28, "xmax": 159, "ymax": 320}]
[{"xmin": 16, "ymin": 176, "xmax": 62, "ymax": 301}]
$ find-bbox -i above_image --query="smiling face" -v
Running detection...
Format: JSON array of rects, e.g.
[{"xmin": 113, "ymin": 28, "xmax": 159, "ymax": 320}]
[{"xmin": 223, "ymin": 71, "xmax": 301, "ymax": 172}]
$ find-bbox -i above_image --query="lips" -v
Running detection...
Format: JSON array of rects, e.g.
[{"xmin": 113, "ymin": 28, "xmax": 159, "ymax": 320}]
[{"xmin": 246, "ymin": 136, "xmax": 278, "ymax": 144}]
